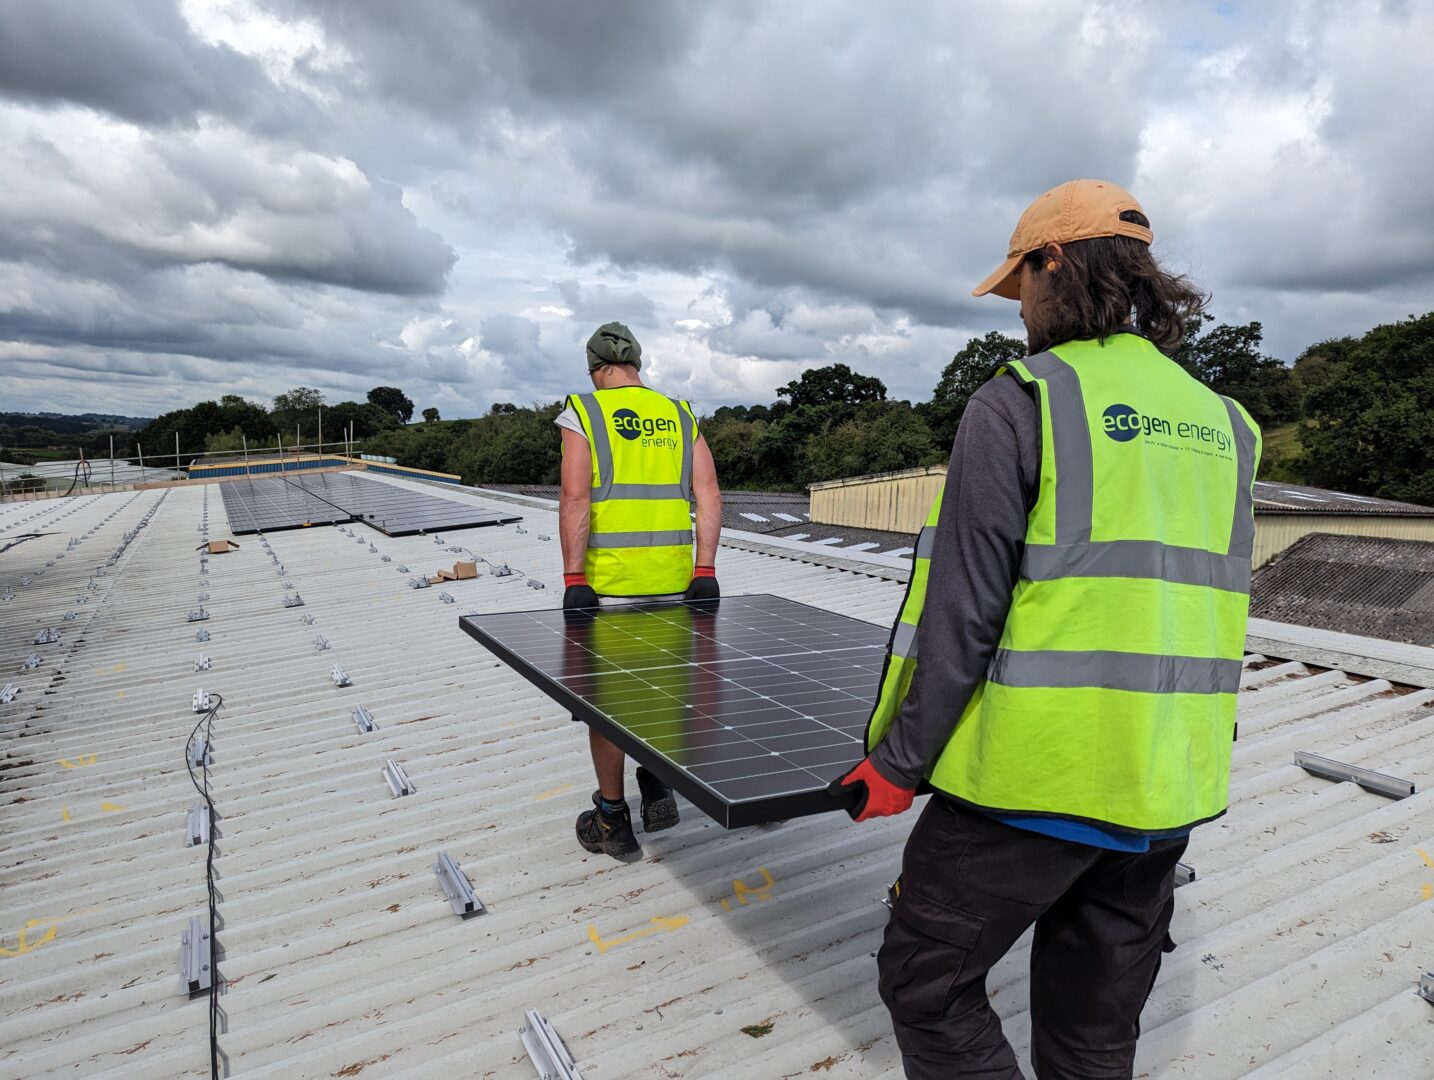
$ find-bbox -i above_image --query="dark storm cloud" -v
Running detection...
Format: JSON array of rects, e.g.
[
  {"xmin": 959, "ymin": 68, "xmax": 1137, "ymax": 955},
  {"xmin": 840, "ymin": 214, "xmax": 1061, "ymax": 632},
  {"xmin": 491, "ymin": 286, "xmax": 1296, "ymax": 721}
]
[
  {"xmin": 3, "ymin": 0, "xmax": 1433, "ymax": 417},
  {"xmin": 0, "ymin": 0, "xmax": 273, "ymax": 127}
]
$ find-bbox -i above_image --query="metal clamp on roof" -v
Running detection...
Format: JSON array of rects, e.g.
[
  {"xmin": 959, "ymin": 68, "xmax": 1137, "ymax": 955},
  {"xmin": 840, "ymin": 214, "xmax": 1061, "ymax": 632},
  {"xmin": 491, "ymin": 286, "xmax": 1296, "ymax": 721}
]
[
  {"xmin": 187, "ymin": 608, "xmax": 210, "ymax": 622},
  {"xmin": 188, "ymin": 738, "xmax": 212, "ymax": 768},
  {"xmin": 193, "ymin": 689, "xmax": 213, "ymax": 713},
  {"xmin": 1174, "ymin": 862, "xmax": 1196, "ymax": 887},
  {"xmin": 527, "ymin": 579, "xmax": 545, "ymax": 590},
  {"xmin": 186, "ymin": 801, "xmax": 212, "ymax": 847},
  {"xmin": 283, "ymin": 594, "xmax": 305, "ymax": 608},
  {"xmin": 490, "ymin": 564, "xmax": 513, "ymax": 577},
  {"xmin": 195, "ymin": 629, "xmax": 210, "ymax": 642},
  {"xmin": 301, "ymin": 613, "xmax": 316, "ymax": 625},
  {"xmin": 1293, "ymin": 751, "xmax": 1415, "ymax": 799},
  {"xmin": 1419, "ymin": 971, "xmax": 1434, "ymax": 1006},
  {"xmin": 180, "ymin": 915, "xmax": 215, "ymax": 996},
  {"xmin": 433, "ymin": 850, "xmax": 486, "ymax": 919},
  {"xmin": 62, "ymin": 610, "xmax": 76, "ymax": 621},
  {"xmin": 331, "ymin": 665, "xmax": 351, "ymax": 687},
  {"xmin": 396, "ymin": 564, "xmax": 409, "ymax": 573},
  {"xmin": 519, "ymin": 1009, "xmax": 584, "ymax": 1080},
  {"xmin": 314, "ymin": 635, "xmax": 331, "ymax": 651},
  {"xmin": 21, "ymin": 654, "xmax": 41, "ymax": 671},
  {"xmin": 194, "ymin": 655, "xmax": 211, "ymax": 672},
  {"xmin": 353, "ymin": 705, "xmax": 378, "ymax": 733},
  {"xmin": 382, "ymin": 759, "xmax": 415, "ymax": 797},
  {"xmin": 381, "ymin": 554, "xmax": 392, "ymax": 562},
  {"xmin": 439, "ymin": 592, "xmax": 455, "ymax": 604},
  {"xmin": 33, "ymin": 628, "xmax": 61, "ymax": 644},
  {"xmin": 0, "ymin": 683, "xmax": 18, "ymax": 704}
]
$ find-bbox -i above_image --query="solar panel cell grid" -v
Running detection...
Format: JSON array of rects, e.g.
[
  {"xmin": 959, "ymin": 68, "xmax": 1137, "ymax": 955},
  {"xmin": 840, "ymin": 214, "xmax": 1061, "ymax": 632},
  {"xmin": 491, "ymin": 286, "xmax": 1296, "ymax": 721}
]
[
  {"xmin": 459, "ymin": 594, "xmax": 888, "ymax": 827},
  {"xmin": 217, "ymin": 473, "xmax": 520, "ymax": 535}
]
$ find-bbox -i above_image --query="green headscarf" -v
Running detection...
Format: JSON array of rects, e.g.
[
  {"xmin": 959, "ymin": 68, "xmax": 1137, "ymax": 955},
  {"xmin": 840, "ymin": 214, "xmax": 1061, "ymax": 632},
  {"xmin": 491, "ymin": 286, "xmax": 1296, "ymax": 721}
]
[{"xmin": 586, "ymin": 322, "xmax": 642, "ymax": 371}]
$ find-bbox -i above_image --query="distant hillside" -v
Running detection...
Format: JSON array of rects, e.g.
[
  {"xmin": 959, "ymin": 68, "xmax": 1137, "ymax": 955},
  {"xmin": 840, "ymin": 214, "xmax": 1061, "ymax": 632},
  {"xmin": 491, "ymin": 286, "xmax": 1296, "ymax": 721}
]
[{"xmin": 1, "ymin": 411, "xmax": 153, "ymax": 434}]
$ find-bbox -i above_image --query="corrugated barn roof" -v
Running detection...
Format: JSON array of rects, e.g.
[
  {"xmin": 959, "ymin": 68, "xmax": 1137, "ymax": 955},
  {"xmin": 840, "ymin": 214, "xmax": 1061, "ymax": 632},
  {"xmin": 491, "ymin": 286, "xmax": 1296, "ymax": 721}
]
[{"xmin": 3, "ymin": 478, "xmax": 1433, "ymax": 1078}]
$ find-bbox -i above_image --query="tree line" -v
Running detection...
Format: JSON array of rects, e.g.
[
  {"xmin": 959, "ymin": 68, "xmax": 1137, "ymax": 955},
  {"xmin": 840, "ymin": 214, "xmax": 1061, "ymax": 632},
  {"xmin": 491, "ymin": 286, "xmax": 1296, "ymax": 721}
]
[{"xmin": 128, "ymin": 310, "xmax": 1433, "ymax": 504}]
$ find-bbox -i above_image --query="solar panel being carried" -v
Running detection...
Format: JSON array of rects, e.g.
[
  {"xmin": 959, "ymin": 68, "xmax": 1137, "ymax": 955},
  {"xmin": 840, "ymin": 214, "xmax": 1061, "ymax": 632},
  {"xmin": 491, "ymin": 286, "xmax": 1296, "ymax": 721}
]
[
  {"xmin": 218, "ymin": 472, "xmax": 520, "ymax": 535},
  {"xmin": 459, "ymin": 594, "xmax": 886, "ymax": 827}
]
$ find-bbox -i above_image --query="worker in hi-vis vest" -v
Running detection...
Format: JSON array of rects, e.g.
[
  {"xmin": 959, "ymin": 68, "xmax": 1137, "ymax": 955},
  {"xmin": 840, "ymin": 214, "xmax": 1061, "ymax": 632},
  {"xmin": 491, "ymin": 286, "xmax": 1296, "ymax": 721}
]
[
  {"xmin": 556, "ymin": 322, "xmax": 724, "ymax": 862},
  {"xmin": 832, "ymin": 181, "xmax": 1261, "ymax": 1078}
]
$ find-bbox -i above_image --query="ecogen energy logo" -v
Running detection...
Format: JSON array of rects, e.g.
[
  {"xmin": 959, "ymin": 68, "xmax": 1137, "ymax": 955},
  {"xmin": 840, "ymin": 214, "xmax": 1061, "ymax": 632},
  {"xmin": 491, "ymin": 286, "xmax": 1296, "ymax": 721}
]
[
  {"xmin": 613, "ymin": 408, "xmax": 679, "ymax": 447},
  {"xmin": 1101, "ymin": 403, "xmax": 1232, "ymax": 452}
]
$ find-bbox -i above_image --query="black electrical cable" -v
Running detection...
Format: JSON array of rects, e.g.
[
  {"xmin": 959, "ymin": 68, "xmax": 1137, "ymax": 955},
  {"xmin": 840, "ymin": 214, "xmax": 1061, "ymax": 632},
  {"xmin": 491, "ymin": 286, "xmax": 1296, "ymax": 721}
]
[
  {"xmin": 63, "ymin": 458, "xmax": 92, "ymax": 497},
  {"xmin": 185, "ymin": 692, "xmax": 224, "ymax": 1080}
]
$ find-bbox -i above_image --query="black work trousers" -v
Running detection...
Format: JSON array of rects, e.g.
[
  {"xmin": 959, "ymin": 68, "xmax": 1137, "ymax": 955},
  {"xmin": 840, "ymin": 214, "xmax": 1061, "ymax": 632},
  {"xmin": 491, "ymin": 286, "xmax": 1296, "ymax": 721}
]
[{"xmin": 878, "ymin": 798, "xmax": 1187, "ymax": 1079}]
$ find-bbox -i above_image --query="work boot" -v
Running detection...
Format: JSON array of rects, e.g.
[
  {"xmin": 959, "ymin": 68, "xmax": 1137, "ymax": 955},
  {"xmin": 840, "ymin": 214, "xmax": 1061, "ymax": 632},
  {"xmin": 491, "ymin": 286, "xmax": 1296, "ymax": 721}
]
[
  {"xmin": 636, "ymin": 766, "xmax": 679, "ymax": 833},
  {"xmin": 576, "ymin": 792, "xmax": 642, "ymax": 863}
]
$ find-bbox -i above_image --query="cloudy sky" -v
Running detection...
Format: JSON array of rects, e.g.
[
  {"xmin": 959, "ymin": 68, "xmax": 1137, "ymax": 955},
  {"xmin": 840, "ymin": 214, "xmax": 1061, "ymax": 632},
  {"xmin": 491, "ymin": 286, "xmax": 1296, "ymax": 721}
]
[{"xmin": 2, "ymin": 1, "xmax": 1431, "ymax": 421}]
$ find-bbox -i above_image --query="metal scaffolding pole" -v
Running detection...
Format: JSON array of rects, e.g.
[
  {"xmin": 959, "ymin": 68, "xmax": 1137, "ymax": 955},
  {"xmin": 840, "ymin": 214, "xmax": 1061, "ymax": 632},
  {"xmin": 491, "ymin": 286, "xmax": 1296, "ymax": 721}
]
[
  {"xmin": 109, "ymin": 435, "xmax": 116, "ymax": 489},
  {"xmin": 138, "ymin": 444, "xmax": 146, "ymax": 484},
  {"xmin": 242, "ymin": 434, "xmax": 250, "ymax": 478}
]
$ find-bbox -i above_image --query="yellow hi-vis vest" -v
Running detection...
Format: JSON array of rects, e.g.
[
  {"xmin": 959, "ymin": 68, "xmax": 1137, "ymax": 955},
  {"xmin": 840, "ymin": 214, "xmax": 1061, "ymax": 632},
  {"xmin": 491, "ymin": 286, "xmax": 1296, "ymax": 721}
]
[
  {"xmin": 566, "ymin": 386, "xmax": 699, "ymax": 597},
  {"xmin": 865, "ymin": 333, "xmax": 1262, "ymax": 833}
]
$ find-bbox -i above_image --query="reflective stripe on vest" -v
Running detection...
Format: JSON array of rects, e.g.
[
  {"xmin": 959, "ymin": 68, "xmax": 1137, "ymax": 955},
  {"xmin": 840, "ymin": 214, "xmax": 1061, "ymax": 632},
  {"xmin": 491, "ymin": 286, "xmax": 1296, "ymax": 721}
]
[
  {"xmin": 863, "ymin": 333, "xmax": 1262, "ymax": 834},
  {"xmin": 568, "ymin": 388, "xmax": 697, "ymax": 596}
]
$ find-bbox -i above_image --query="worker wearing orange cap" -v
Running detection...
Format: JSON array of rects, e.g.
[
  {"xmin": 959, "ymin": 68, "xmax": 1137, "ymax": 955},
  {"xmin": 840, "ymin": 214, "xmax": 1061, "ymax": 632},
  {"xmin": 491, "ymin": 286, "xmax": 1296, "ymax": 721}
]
[{"xmin": 835, "ymin": 180, "xmax": 1261, "ymax": 1077}]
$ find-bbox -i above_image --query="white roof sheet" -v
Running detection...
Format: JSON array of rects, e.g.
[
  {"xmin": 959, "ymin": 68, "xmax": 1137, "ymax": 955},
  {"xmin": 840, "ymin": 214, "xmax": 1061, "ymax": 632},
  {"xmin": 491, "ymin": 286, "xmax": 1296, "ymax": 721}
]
[{"xmin": 3, "ymin": 479, "xmax": 1433, "ymax": 1078}]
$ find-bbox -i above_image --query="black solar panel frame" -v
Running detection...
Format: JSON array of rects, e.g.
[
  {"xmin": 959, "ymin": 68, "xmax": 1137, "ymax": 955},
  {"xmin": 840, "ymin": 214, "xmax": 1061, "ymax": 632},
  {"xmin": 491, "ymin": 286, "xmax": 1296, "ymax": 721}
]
[{"xmin": 459, "ymin": 595, "xmax": 885, "ymax": 827}]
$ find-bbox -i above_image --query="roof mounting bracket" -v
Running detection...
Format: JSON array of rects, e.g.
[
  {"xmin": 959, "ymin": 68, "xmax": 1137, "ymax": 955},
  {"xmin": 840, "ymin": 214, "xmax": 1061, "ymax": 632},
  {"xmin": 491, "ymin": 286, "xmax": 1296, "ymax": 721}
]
[
  {"xmin": 353, "ymin": 705, "xmax": 378, "ymax": 733},
  {"xmin": 188, "ymin": 737, "xmax": 212, "ymax": 768},
  {"xmin": 519, "ymin": 1008, "xmax": 584, "ymax": 1080},
  {"xmin": 21, "ymin": 654, "xmax": 42, "ymax": 671},
  {"xmin": 381, "ymin": 554, "xmax": 392, "ymax": 563},
  {"xmin": 0, "ymin": 683, "xmax": 18, "ymax": 704},
  {"xmin": 34, "ymin": 628, "xmax": 61, "ymax": 644},
  {"xmin": 62, "ymin": 610, "xmax": 77, "ymax": 621},
  {"xmin": 301, "ymin": 613, "xmax": 316, "ymax": 625},
  {"xmin": 433, "ymin": 850, "xmax": 486, "ymax": 918},
  {"xmin": 187, "ymin": 608, "xmax": 209, "ymax": 622},
  {"xmin": 193, "ymin": 689, "xmax": 213, "ymax": 713},
  {"xmin": 409, "ymin": 577, "xmax": 430, "ymax": 589},
  {"xmin": 382, "ymin": 758, "xmax": 415, "ymax": 797},
  {"xmin": 1293, "ymin": 751, "xmax": 1415, "ymax": 799},
  {"xmin": 396, "ymin": 564, "xmax": 409, "ymax": 573},
  {"xmin": 314, "ymin": 635, "xmax": 331, "ymax": 651},
  {"xmin": 490, "ymin": 564, "xmax": 513, "ymax": 577},
  {"xmin": 1174, "ymin": 862, "xmax": 1196, "ymax": 887},
  {"xmin": 180, "ymin": 915, "xmax": 215, "ymax": 996},
  {"xmin": 527, "ymin": 579, "xmax": 545, "ymax": 590},
  {"xmin": 195, "ymin": 655, "xmax": 211, "ymax": 671},
  {"xmin": 331, "ymin": 664, "xmax": 351, "ymax": 687},
  {"xmin": 283, "ymin": 594, "xmax": 305, "ymax": 607},
  {"xmin": 186, "ymin": 801, "xmax": 212, "ymax": 847},
  {"xmin": 439, "ymin": 592, "xmax": 455, "ymax": 604},
  {"xmin": 195, "ymin": 629, "xmax": 210, "ymax": 642},
  {"xmin": 1419, "ymin": 971, "xmax": 1434, "ymax": 1005}
]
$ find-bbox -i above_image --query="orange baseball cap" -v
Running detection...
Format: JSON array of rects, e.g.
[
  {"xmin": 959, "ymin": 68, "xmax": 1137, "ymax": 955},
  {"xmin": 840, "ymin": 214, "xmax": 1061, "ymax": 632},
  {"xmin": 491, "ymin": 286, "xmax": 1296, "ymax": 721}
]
[{"xmin": 972, "ymin": 179, "xmax": 1154, "ymax": 300}]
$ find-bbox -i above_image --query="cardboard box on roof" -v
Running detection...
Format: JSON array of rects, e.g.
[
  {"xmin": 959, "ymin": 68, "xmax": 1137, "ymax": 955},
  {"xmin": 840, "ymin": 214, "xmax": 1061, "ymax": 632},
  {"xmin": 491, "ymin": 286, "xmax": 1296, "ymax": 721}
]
[
  {"xmin": 197, "ymin": 539, "xmax": 239, "ymax": 554},
  {"xmin": 453, "ymin": 561, "xmax": 478, "ymax": 579}
]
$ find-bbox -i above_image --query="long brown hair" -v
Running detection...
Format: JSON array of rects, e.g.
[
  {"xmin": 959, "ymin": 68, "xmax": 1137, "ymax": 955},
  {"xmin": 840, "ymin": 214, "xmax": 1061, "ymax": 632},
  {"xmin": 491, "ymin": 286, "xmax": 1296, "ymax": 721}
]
[{"xmin": 1021, "ymin": 210, "xmax": 1205, "ymax": 355}]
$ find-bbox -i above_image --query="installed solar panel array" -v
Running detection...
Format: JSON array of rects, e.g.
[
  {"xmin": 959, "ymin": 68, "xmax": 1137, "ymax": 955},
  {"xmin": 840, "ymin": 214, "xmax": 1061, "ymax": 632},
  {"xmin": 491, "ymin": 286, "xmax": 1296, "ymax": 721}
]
[
  {"xmin": 219, "ymin": 473, "xmax": 521, "ymax": 536},
  {"xmin": 218, "ymin": 477, "xmax": 351, "ymax": 533},
  {"xmin": 460, "ymin": 594, "xmax": 887, "ymax": 826}
]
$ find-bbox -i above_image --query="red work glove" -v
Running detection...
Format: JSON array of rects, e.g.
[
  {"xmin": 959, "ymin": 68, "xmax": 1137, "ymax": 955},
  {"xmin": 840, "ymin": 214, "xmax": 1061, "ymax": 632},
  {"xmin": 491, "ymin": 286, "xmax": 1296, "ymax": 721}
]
[{"xmin": 833, "ymin": 758, "xmax": 916, "ymax": 822}]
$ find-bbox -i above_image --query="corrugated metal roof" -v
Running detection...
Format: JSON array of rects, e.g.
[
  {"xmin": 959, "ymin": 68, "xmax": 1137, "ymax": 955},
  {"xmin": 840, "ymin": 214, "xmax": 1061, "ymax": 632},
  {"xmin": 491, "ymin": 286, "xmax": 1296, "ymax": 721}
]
[
  {"xmin": 1252, "ymin": 533, "xmax": 1434, "ymax": 646},
  {"xmin": 1251, "ymin": 480, "xmax": 1434, "ymax": 516},
  {"xmin": 4, "ymin": 479, "xmax": 1433, "ymax": 1078}
]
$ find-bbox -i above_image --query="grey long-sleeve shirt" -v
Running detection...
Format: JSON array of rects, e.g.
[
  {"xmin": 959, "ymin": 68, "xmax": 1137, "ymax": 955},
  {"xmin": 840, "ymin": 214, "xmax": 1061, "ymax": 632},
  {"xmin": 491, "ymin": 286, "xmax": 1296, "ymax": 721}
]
[{"xmin": 869, "ymin": 372, "xmax": 1041, "ymax": 788}]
